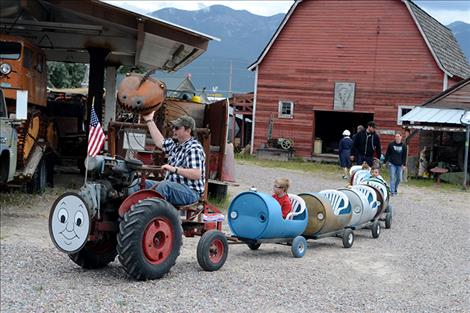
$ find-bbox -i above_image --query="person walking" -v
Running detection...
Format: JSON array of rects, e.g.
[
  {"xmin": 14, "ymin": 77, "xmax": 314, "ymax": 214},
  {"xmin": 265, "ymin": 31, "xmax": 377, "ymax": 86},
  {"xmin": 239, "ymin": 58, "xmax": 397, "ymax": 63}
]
[
  {"xmin": 351, "ymin": 121, "xmax": 381, "ymax": 167},
  {"xmin": 338, "ymin": 129, "xmax": 353, "ymax": 179},
  {"xmin": 384, "ymin": 133, "xmax": 407, "ymax": 196}
]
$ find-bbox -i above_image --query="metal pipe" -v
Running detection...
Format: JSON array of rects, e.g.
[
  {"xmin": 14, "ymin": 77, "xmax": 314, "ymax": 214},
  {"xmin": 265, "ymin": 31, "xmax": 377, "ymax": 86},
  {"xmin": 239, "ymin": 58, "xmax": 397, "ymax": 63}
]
[{"xmin": 463, "ymin": 125, "xmax": 469, "ymax": 190}]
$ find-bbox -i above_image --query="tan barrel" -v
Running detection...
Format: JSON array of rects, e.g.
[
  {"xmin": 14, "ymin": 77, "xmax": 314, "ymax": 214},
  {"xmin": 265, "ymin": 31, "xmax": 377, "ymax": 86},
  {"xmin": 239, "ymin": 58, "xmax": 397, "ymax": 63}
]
[{"xmin": 299, "ymin": 192, "xmax": 352, "ymax": 236}]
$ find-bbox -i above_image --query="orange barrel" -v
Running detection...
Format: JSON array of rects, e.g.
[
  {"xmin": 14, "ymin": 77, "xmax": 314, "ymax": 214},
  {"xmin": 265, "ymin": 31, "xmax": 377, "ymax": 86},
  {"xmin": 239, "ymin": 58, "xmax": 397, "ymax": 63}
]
[{"xmin": 299, "ymin": 191, "xmax": 352, "ymax": 236}]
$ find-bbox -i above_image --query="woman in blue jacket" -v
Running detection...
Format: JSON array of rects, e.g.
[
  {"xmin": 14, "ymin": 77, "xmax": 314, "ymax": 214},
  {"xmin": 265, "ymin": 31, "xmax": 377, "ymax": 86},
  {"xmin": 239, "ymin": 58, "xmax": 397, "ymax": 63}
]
[{"xmin": 339, "ymin": 129, "xmax": 353, "ymax": 179}]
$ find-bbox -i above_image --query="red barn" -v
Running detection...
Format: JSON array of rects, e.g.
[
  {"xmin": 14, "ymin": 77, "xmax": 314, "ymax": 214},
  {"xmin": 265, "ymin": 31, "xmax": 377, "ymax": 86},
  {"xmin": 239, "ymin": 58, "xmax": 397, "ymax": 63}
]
[{"xmin": 248, "ymin": 0, "xmax": 470, "ymax": 159}]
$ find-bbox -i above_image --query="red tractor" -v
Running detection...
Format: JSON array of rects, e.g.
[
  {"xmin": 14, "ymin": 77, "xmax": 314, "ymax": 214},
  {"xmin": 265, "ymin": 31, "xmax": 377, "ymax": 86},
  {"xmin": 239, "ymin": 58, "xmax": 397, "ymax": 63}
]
[{"xmin": 49, "ymin": 155, "xmax": 228, "ymax": 280}]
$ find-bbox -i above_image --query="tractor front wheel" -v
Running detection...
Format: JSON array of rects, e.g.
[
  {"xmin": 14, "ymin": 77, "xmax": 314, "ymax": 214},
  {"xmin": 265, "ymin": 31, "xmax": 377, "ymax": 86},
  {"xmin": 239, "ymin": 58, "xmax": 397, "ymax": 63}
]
[
  {"xmin": 117, "ymin": 198, "xmax": 182, "ymax": 280},
  {"xmin": 68, "ymin": 235, "xmax": 117, "ymax": 269}
]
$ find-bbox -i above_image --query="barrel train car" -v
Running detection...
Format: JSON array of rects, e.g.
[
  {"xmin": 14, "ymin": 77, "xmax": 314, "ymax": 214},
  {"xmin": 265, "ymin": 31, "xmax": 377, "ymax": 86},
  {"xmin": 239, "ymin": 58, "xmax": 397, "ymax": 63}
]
[{"xmin": 227, "ymin": 174, "xmax": 392, "ymax": 256}]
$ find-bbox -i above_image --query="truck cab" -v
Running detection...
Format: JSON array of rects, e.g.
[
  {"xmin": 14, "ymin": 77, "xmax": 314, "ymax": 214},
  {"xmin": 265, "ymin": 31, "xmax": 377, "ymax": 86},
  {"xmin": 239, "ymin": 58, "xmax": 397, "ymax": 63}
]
[{"xmin": 0, "ymin": 89, "xmax": 18, "ymax": 184}]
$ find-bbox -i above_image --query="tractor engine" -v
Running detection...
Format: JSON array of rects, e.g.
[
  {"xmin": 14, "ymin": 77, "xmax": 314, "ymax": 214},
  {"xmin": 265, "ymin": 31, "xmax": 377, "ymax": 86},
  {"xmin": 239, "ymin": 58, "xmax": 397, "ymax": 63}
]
[{"xmin": 48, "ymin": 156, "xmax": 142, "ymax": 258}]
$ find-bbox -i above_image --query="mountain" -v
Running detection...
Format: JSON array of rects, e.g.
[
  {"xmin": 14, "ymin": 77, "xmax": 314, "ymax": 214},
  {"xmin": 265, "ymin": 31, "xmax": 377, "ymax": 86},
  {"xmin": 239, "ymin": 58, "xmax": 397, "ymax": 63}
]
[
  {"xmin": 149, "ymin": 5, "xmax": 284, "ymax": 94},
  {"xmin": 148, "ymin": 6, "xmax": 470, "ymax": 95},
  {"xmin": 447, "ymin": 21, "xmax": 470, "ymax": 63}
]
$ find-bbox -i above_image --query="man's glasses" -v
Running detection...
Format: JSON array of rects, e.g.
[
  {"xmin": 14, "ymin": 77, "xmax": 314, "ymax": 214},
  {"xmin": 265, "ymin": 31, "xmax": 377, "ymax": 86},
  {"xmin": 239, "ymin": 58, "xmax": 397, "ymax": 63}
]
[
  {"xmin": 172, "ymin": 126, "xmax": 182, "ymax": 131},
  {"xmin": 273, "ymin": 185, "xmax": 282, "ymax": 188}
]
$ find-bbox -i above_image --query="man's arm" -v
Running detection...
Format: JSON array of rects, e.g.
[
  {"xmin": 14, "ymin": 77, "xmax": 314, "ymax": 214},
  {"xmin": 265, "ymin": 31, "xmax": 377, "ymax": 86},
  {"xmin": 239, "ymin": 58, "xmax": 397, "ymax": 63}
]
[
  {"xmin": 402, "ymin": 144, "xmax": 408, "ymax": 166},
  {"xmin": 161, "ymin": 164, "xmax": 201, "ymax": 180},
  {"xmin": 375, "ymin": 134, "xmax": 382, "ymax": 157},
  {"xmin": 143, "ymin": 111, "xmax": 164, "ymax": 149}
]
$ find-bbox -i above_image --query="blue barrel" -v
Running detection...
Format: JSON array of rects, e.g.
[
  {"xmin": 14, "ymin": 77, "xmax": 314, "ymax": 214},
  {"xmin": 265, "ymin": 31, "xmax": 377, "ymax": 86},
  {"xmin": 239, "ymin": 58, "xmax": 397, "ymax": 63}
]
[{"xmin": 228, "ymin": 191, "xmax": 308, "ymax": 240}]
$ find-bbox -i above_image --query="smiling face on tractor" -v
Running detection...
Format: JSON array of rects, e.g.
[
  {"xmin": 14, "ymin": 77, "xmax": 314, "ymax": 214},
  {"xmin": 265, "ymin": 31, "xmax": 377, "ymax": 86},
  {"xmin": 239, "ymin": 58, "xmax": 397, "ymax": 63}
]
[{"xmin": 49, "ymin": 193, "xmax": 91, "ymax": 253}]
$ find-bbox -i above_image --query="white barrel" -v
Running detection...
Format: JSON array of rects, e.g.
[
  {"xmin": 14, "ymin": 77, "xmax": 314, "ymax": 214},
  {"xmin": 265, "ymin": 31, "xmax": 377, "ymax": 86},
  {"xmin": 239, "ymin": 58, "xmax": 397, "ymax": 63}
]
[
  {"xmin": 351, "ymin": 185, "xmax": 378, "ymax": 222},
  {"xmin": 352, "ymin": 169, "xmax": 371, "ymax": 185},
  {"xmin": 339, "ymin": 188, "xmax": 369, "ymax": 227}
]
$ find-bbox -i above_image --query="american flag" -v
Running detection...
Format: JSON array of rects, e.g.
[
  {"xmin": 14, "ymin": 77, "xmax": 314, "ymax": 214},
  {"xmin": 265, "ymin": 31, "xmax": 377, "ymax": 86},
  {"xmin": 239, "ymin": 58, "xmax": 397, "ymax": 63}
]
[{"xmin": 87, "ymin": 106, "xmax": 106, "ymax": 157}]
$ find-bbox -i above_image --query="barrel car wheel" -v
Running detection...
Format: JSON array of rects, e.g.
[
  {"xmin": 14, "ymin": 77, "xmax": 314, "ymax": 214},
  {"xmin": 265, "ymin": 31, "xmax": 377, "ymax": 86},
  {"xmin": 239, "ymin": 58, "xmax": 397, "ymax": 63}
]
[
  {"xmin": 384, "ymin": 204, "xmax": 392, "ymax": 229},
  {"xmin": 342, "ymin": 229, "xmax": 354, "ymax": 248},
  {"xmin": 197, "ymin": 230, "xmax": 229, "ymax": 271},
  {"xmin": 291, "ymin": 236, "xmax": 307, "ymax": 258},
  {"xmin": 385, "ymin": 212, "xmax": 392, "ymax": 229},
  {"xmin": 247, "ymin": 242, "xmax": 261, "ymax": 250},
  {"xmin": 117, "ymin": 198, "xmax": 182, "ymax": 280},
  {"xmin": 69, "ymin": 235, "xmax": 117, "ymax": 269},
  {"xmin": 371, "ymin": 220, "xmax": 381, "ymax": 238}
]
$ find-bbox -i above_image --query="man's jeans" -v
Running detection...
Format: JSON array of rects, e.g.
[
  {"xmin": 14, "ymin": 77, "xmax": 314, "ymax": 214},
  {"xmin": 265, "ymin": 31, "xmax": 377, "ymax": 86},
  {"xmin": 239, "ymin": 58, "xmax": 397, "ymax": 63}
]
[
  {"xmin": 128, "ymin": 179, "xmax": 199, "ymax": 206},
  {"xmin": 388, "ymin": 163, "xmax": 402, "ymax": 194}
]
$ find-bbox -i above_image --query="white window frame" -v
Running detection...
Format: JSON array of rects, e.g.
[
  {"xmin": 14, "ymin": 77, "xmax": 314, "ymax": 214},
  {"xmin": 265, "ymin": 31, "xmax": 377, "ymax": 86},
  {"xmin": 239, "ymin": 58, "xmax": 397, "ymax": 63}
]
[
  {"xmin": 397, "ymin": 105, "xmax": 415, "ymax": 125},
  {"xmin": 278, "ymin": 100, "xmax": 294, "ymax": 118}
]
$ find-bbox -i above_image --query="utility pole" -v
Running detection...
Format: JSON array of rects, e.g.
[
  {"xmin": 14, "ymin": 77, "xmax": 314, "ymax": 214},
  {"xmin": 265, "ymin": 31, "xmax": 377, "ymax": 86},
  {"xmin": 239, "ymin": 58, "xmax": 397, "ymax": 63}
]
[{"xmin": 228, "ymin": 61, "xmax": 233, "ymax": 98}]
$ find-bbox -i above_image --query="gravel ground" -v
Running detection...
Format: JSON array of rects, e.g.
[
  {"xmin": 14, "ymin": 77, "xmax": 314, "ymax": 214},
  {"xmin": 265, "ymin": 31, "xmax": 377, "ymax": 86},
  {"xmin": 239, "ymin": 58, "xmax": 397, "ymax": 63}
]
[{"xmin": 1, "ymin": 162, "xmax": 469, "ymax": 313}]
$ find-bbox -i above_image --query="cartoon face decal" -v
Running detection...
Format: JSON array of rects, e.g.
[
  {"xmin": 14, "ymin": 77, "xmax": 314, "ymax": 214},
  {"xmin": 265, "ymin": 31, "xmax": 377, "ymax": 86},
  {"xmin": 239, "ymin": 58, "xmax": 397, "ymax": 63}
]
[{"xmin": 49, "ymin": 193, "xmax": 90, "ymax": 253}]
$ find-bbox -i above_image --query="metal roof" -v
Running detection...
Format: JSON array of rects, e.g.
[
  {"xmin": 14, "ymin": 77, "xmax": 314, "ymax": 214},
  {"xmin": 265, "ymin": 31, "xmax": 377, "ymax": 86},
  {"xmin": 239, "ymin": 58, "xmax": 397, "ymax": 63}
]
[
  {"xmin": 0, "ymin": 0, "xmax": 216, "ymax": 71},
  {"xmin": 400, "ymin": 107, "xmax": 466, "ymax": 124}
]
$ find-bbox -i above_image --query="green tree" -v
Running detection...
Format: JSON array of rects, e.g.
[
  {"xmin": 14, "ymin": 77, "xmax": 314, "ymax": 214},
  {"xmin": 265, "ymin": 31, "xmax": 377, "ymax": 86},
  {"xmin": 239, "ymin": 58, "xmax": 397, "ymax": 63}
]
[{"xmin": 47, "ymin": 62, "xmax": 87, "ymax": 88}]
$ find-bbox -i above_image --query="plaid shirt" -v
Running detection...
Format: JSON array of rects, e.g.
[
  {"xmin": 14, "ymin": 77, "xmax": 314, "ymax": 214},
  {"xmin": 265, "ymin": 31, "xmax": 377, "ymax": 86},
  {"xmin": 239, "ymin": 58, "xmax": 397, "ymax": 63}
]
[{"xmin": 162, "ymin": 137, "xmax": 205, "ymax": 195}]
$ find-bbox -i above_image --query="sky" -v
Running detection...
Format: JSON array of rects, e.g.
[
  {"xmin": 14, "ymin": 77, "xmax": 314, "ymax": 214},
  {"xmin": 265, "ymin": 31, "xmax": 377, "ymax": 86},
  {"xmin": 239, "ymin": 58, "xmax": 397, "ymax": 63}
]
[{"xmin": 105, "ymin": 0, "xmax": 470, "ymax": 24}]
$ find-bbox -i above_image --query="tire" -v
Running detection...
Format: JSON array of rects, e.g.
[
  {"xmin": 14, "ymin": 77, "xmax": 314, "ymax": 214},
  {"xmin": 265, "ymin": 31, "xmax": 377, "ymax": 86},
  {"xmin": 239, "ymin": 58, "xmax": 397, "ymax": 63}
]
[
  {"xmin": 291, "ymin": 236, "xmax": 307, "ymax": 258},
  {"xmin": 247, "ymin": 242, "xmax": 261, "ymax": 250},
  {"xmin": 372, "ymin": 220, "xmax": 381, "ymax": 238},
  {"xmin": 117, "ymin": 198, "xmax": 182, "ymax": 280},
  {"xmin": 26, "ymin": 158, "xmax": 46, "ymax": 194},
  {"xmin": 68, "ymin": 235, "xmax": 117, "ymax": 269},
  {"xmin": 197, "ymin": 230, "xmax": 229, "ymax": 271},
  {"xmin": 385, "ymin": 212, "xmax": 392, "ymax": 229},
  {"xmin": 342, "ymin": 229, "xmax": 354, "ymax": 248}
]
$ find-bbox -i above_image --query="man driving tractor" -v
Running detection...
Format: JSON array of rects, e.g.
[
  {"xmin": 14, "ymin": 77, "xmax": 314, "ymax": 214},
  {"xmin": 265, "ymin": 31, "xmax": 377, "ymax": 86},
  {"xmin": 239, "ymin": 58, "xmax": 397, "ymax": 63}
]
[{"xmin": 128, "ymin": 111, "xmax": 206, "ymax": 206}]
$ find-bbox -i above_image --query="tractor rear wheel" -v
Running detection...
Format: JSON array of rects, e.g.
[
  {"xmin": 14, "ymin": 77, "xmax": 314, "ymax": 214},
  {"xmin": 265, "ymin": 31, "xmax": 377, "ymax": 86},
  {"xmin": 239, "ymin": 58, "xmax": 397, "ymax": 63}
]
[
  {"xmin": 117, "ymin": 198, "xmax": 182, "ymax": 280},
  {"xmin": 69, "ymin": 235, "xmax": 117, "ymax": 269}
]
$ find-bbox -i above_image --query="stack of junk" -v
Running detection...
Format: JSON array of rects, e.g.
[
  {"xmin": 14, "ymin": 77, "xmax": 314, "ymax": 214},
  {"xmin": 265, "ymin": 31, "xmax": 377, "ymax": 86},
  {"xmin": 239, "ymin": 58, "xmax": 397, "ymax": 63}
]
[{"xmin": 227, "ymin": 166, "xmax": 392, "ymax": 258}]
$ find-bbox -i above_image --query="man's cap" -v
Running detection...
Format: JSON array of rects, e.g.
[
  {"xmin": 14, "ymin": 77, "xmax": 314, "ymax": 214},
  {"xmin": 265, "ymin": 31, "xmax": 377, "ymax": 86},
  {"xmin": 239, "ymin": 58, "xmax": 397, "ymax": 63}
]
[
  {"xmin": 171, "ymin": 115, "xmax": 196, "ymax": 133},
  {"xmin": 342, "ymin": 129, "xmax": 351, "ymax": 136}
]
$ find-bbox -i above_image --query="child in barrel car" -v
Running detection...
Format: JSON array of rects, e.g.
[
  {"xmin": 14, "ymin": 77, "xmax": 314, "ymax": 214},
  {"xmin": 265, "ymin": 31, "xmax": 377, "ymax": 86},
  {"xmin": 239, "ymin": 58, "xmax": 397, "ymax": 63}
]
[{"xmin": 272, "ymin": 178, "xmax": 293, "ymax": 219}]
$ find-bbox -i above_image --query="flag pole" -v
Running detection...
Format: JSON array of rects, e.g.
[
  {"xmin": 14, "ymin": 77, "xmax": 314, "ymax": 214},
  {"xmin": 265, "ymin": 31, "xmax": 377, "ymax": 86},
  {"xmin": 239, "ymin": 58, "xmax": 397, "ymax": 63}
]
[{"xmin": 84, "ymin": 97, "xmax": 95, "ymax": 185}]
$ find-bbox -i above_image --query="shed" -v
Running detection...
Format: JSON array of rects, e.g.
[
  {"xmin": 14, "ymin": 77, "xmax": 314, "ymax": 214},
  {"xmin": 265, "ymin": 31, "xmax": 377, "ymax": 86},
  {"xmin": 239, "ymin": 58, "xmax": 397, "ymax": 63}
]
[{"xmin": 401, "ymin": 77, "xmax": 470, "ymax": 181}]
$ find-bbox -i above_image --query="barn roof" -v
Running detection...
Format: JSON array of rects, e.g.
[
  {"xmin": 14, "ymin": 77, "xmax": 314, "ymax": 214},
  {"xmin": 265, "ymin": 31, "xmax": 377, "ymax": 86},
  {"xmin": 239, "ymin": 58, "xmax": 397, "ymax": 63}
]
[
  {"xmin": 405, "ymin": 1, "xmax": 470, "ymax": 79},
  {"xmin": 248, "ymin": 0, "xmax": 470, "ymax": 79}
]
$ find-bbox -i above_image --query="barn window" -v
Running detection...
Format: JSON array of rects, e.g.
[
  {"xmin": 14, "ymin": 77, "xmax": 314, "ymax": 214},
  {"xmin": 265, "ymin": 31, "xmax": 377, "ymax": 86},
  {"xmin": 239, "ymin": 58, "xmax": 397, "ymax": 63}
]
[
  {"xmin": 397, "ymin": 105, "xmax": 414, "ymax": 125},
  {"xmin": 278, "ymin": 100, "xmax": 294, "ymax": 118}
]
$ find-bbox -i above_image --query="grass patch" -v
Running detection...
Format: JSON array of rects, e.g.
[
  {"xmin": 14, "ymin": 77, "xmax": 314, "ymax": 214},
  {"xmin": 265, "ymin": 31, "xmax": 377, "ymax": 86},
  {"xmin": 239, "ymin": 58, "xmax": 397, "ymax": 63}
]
[
  {"xmin": 235, "ymin": 154, "xmax": 465, "ymax": 191},
  {"xmin": 235, "ymin": 154, "xmax": 339, "ymax": 175},
  {"xmin": 208, "ymin": 195, "xmax": 231, "ymax": 212}
]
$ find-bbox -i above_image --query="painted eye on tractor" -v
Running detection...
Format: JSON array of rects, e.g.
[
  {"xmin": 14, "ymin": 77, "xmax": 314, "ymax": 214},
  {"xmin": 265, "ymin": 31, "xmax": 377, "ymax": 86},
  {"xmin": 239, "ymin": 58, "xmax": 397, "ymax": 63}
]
[
  {"xmin": 58, "ymin": 208, "xmax": 68, "ymax": 223},
  {"xmin": 75, "ymin": 211, "xmax": 84, "ymax": 227}
]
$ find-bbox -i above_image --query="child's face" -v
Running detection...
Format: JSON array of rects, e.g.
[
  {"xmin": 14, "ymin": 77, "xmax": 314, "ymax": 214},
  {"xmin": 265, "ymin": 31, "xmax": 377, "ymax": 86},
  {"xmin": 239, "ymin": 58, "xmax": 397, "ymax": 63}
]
[
  {"xmin": 273, "ymin": 184, "xmax": 285, "ymax": 196},
  {"xmin": 372, "ymin": 169, "xmax": 380, "ymax": 177}
]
